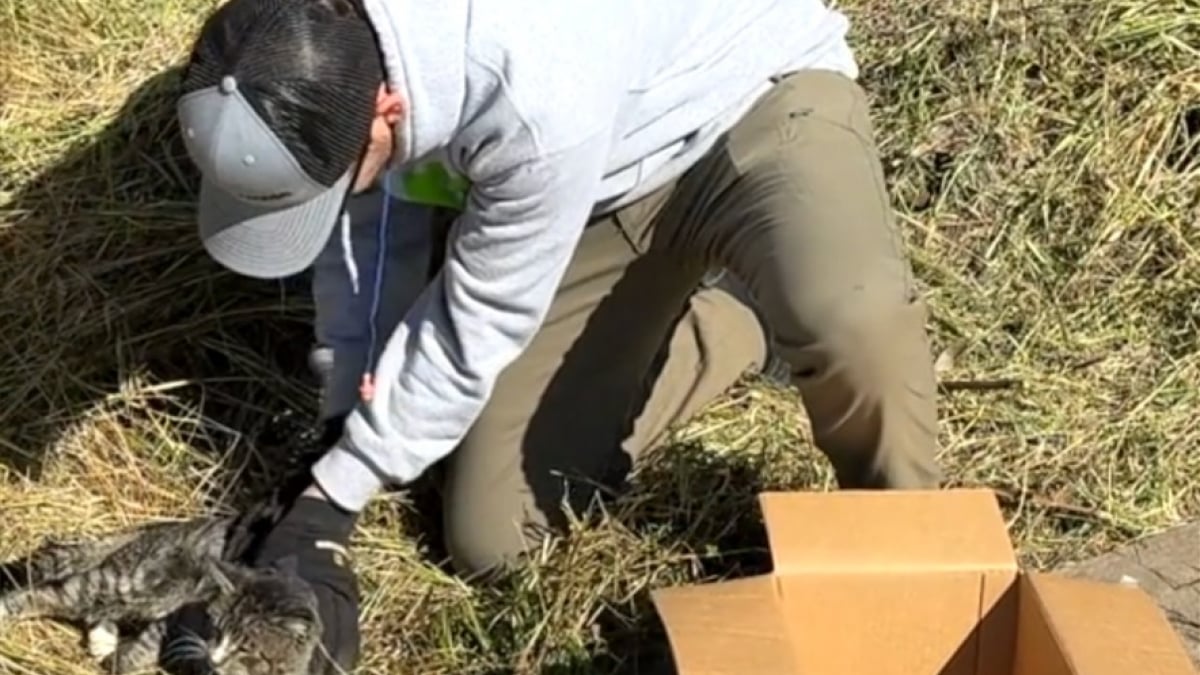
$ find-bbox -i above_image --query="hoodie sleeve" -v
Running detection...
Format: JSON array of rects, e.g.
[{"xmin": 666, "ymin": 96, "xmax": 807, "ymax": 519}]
[{"xmin": 310, "ymin": 132, "xmax": 613, "ymax": 512}]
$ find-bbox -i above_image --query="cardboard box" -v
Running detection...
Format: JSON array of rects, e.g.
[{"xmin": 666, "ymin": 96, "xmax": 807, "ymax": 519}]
[{"xmin": 651, "ymin": 488, "xmax": 1197, "ymax": 675}]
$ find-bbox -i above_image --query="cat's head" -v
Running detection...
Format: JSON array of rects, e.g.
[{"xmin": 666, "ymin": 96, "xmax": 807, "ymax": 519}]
[{"xmin": 202, "ymin": 560, "xmax": 323, "ymax": 675}]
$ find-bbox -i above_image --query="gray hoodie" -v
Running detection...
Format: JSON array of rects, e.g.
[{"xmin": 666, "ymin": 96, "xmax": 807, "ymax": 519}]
[{"xmin": 310, "ymin": 0, "xmax": 860, "ymax": 511}]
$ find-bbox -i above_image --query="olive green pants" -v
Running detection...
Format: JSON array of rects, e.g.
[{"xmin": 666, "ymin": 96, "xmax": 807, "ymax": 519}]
[{"xmin": 316, "ymin": 69, "xmax": 941, "ymax": 577}]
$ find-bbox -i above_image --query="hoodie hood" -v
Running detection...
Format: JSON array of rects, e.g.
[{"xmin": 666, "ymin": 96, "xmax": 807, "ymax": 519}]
[{"xmin": 360, "ymin": 0, "xmax": 469, "ymax": 166}]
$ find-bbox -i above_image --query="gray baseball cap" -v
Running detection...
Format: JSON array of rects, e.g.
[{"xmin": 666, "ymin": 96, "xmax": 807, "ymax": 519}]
[
  {"xmin": 176, "ymin": 0, "xmax": 384, "ymax": 280},
  {"xmin": 178, "ymin": 75, "xmax": 355, "ymax": 280}
]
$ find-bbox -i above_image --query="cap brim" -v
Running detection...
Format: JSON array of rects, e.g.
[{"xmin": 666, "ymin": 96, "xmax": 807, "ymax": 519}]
[{"xmin": 198, "ymin": 169, "xmax": 354, "ymax": 280}]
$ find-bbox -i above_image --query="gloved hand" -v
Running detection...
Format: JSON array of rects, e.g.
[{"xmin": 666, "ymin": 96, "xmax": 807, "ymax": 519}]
[
  {"xmin": 219, "ymin": 415, "xmax": 361, "ymax": 674},
  {"xmin": 248, "ymin": 495, "xmax": 361, "ymax": 673}
]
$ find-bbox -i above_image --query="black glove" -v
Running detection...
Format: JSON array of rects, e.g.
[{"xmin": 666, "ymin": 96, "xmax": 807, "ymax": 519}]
[
  {"xmin": 203, "ymin": 414, "xmax": 359, "ymax": 673},
  {"xmin": 217, "ymin": 413, "xmax": 360, "ymax": 674},
  {"xmin": 162, "ymin": 495, "xmax": 360, "ymax": 675},
  {"xmin": 249, "ymin": 495, "xmax": 361, "ymax": 673}
]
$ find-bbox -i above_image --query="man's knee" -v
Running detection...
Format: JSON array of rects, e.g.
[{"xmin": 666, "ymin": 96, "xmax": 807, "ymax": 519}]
[
  {"xmin": 441, "ymin": 492, "xmax": 548, "ymax": 579},
  {"xmin": 772, "ymin": 292, "xmax": 941, "ymax": 489},
  {"xmin": 443, "ymin": 526, "xmax": 517, "ymax": 580},
  {"xmin": 440, "ymin": 421, "xmax": 623, "ymax": 578},
  {"xmin": 769, "ymin": 288, "xmax": 931, "ymax": 384},
  {"xmin": 437, "ymin": 403, "xmax": 558, "ymax": 579}
]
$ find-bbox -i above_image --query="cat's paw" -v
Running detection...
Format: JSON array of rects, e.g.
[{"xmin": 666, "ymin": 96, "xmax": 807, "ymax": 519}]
[{"xmin": 86, "ymin": 621, "xmax": 119, "ymax": 660}]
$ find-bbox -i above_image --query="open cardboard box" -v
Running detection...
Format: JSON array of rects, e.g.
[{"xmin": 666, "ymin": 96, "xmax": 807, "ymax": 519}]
[{"xmin": 651, "ymin": 488, "xmax": 1197, "ymax": 675}]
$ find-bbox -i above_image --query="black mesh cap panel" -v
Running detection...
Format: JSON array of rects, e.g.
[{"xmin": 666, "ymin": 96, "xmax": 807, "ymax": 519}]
[{"xmin": 181, "ymin": 0, "xmax": 385, "ymax": 187}]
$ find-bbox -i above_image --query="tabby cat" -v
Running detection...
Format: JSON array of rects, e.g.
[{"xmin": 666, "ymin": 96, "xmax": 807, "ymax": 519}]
[{"xmin": 0, "ymin": 515, "xmax": 323, "ymax": 674}]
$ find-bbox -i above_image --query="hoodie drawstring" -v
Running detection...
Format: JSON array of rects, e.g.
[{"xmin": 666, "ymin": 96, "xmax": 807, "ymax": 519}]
[{"xmin": 339, "ymin": 172, "xmax": 393, "ymax": 404}]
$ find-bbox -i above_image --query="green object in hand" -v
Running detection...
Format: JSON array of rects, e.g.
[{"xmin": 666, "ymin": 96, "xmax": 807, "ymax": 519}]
[{"xmin": 388, "ymin": 160, "xmax": 470, "ymax": 211}]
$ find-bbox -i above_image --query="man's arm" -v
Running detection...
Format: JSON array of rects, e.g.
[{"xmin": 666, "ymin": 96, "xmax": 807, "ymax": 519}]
[{"xmin": 310, "ymin": 131, "xmax": 613, "ymax": 512}]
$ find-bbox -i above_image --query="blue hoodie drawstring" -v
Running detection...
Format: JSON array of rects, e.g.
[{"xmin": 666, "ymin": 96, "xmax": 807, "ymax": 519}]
[
  {"xmin": 358, "ymin": 176, "xmax": 392, "ymax": 403},
  {"xmin": 338, "ymin": 172, "xmax": 392, "ymax": 404}
]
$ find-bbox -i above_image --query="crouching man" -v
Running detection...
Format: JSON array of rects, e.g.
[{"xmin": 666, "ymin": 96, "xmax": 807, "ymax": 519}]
[{"xmin": 175, "ymin": 0, "xmax": 941, "ymax": 668}]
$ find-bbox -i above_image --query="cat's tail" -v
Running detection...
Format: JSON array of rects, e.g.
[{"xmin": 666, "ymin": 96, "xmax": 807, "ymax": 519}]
[{"xmin": 1, "ymin": 530, "xmax": 143, "ymax": 593}]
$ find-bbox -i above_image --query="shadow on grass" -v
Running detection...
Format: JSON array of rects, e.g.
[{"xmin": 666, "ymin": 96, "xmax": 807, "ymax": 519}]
[
  {"xmin": 593, "ymin": 441, "xmax": 782, "ymax": 675},
  {"xmin": 462, "ymin": 434, "xmax": 803, "ymax": 675},
  {"xmin": 0, "ymin": 67, "xmax": 323, "ymax": 505}
]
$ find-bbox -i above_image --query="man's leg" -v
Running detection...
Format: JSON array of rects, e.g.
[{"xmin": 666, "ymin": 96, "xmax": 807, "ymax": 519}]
[
  {"xmin": 441, "ymin": 208, "xmax": 767, "ymax": 577},
  {"xmin": 651, "ymin": 68, "xmax": 941, "ymax": 490}
]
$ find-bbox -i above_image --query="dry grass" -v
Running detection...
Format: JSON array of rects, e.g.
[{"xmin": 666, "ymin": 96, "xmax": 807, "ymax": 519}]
[{"xmin": 2, "ymin": 0, "xmax": 1199, "ymax": 672}]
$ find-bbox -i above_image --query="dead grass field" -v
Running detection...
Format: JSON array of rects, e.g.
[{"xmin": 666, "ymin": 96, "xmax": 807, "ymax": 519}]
[{"xmin": 1, "ymin": 0, "xmax": 1198, "ymax": 673}]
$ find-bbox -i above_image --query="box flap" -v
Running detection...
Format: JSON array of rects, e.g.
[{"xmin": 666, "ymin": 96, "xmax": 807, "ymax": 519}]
[
  {"xmin": 778, "ymin": 570, "xmax": 1016, "ymax": 675},
  {"xmin": 1014, "ymin": 573, "xmax": 1075, "ymax": 675},
  {"xmin": 1019, "ymin": 572, "xmax": 1198, "ymax": 675},
  {"xmin": 650, "ymin": 575, "xmax": 798, "ymax": 673},
  {"xmin": 758, "ymin": 488, "xmax": 1018, "ymax": 573}
]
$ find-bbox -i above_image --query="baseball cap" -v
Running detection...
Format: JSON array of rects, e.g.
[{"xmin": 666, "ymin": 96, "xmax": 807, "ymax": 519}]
[{"xmin": 177, "ymin": 0, "xmax": 385, "ymax": 279}]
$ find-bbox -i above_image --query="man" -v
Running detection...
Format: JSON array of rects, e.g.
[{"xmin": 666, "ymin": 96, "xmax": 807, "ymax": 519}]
[{"xmin": 177, "ymin": 0, "xmax": 941, "ymax": 668}]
